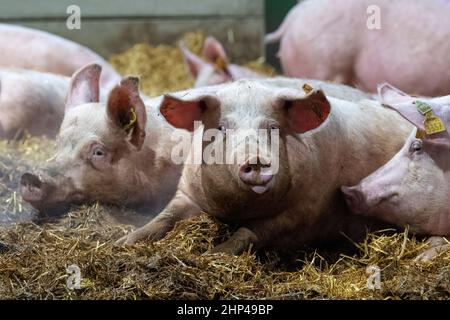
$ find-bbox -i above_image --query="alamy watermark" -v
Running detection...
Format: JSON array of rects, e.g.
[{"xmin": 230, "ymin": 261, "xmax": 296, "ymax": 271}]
[
  {"xmin": 66, "ymin": 5, "xmax": 81, "ymax": 30},
  {"xmin": 367, "ymin": 5, "xmax": 381, "ymax": 30},
  {"xmin": 66, "ymin": 264, "xmax": 81, "ymax": 290},
  {"xmin": 366, "ymin": 265, "xmax": 381, "ymax": 290}
]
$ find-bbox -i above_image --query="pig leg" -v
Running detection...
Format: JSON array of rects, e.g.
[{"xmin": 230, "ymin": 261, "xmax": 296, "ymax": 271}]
[
  {"xmin": 209, "ymin": 227, "xmax": 259, "ymax": 255},
  {"xmin": 414, "ymin": 236, "xmax": 450, "ymax": 262},
  {"xmin": 115, "ymin": 191, "xmax": 201, "ymax": 245},
  {"xmin": 0, "ymin": 119, "xmax": 23, "ymax": 140}
]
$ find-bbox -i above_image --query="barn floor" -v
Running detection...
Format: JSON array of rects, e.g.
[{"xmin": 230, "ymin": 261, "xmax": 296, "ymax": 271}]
[{"xmin": 0, "ymin": 32, "xmax": 449, "ymax": 300}]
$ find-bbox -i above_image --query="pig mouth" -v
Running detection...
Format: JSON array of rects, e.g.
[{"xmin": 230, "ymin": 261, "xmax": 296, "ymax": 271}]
[
  {"xmin": 248, "ymin": 179, "xmax": 274, "ymax": 194},
  {"xmin": 368, "ymin": 193, "xmax": 400, "ymax": 210}
]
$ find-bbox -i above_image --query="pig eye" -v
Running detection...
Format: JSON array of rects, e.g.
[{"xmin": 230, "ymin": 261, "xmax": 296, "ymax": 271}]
[
  {"xmin": 92, "ymin": 147, "xmax": 106, "ymax": 158},
  {"xmin": 89, "ymin": 144, "xmax": 111, "ymax": 170},
  {"xmin": 410, "ymin": 140, "xmax": 423, "ymax": 154},
  {"xmin": 92, "ymin": 148, "xmax": 105, "ymax": 157},
  {"xmin": 218, "ymin": 124, "xmax": 227, "ymax": 134}
]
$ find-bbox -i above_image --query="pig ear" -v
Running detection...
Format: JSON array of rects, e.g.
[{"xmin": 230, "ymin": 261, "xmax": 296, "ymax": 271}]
[
  {"xmin": 377, "ymin": 83, "xmax": 412, "ymax": 105},
  {"xmin": 202, "ymin": 36, "xmax": 229, "ymax": 66},
  {"xmin": 378, "ymin": 83, "xmax": 427, "ymax": 130},
  {"xmin": 66, "ymin": 63, "xmax": 101, "ymax": 110},
  {"xmin": 387, "ymin": 101, "xmax": 429, "ymax": 131},
  {"xmin": 280, "ymin": 89, "xmax": 331, "ymax": 134},
  {"xmin": 160, "ymin": 92, "xmax": 219, "ymax": 131},
  {"xmin": 180, "ymin": 43, "xmax": 210, "ymax": 78},
  {"xmin": 107, "ymin": 76, "xmax": 147, "ymax": 150}
]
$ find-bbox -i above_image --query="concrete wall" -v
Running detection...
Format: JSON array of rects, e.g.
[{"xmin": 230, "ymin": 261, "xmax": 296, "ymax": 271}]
[{"xmin": 0, "ymin": 0, "xmax": 265, "ymax": 61}]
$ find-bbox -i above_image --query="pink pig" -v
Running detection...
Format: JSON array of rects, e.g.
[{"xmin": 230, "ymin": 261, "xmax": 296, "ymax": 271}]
[
  {"xmin": 0, "ymin": 24, "xmax": 121, "ymax": 90},
  {"xmin": 180, "ymin": 36, "xmax": 262, "ymax": 87},
  {"xmin": 266, "ymin": 0, "xmax": 450, "ymax": 96},
  {"xmin": 0, "ymin": 68, "xmax": 69, "ymax": 139},
  {"xmin": 116, "ymin": 79, "xmax": 412, "ymax": 252},
  {"xmin": 0, "ymin": 67, "xmax": 118, "ymax": 139},
  {"xmin": 19, "ymin": 64, "xmax": 187, "ymax": 218},
  {"xmin": 342, "ymin": 83, "xmax": 450, "ymax": 261}
]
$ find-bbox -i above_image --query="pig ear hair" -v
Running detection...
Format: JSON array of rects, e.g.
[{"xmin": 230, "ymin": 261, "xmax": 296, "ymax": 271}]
[
  {"xmin": 377, "ymin": 82, "xmax": 411, "ymax": 105},
  {"xmin": 66, "ymin": 63, "xmax": 101, "ymax": 110},
  {"xmin": 280, "ymin": 88, "xmax": 331, "ymax": 134},
  {"xmin": 202, "ymin": 36, "xmax": 229, "ymax": 66},
  {"xmin": 180, "ymin": 42, "xmax": 210, "ymax": 78},
  {"xmin": 160, "ymin": 92, "xmax": 220, "ymax": 131},
  {"xmin": 107, "ymin": 76, "xmax": 147, "ymax": 150},
  {"xmin": 120, "ymin": 76, "xmax": 140, "ymax": 93}
]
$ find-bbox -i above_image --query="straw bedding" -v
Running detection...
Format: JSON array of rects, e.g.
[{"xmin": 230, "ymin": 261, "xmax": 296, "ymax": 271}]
[{"xmin": 0, "ymin": 32, "xmax": 448, "ymax": 300}]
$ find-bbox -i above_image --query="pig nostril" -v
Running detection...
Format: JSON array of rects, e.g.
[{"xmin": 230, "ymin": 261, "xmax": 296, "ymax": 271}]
[
  {"xmin": 20, "ymin": 173, "xmax": 42, "ymax": 189},
  {"xmin": 342, "ymin": 186, "xmax": 367, "ymax": 214},
  {"xmin": 239, "ymin": 160, "xmax": 274, "ymax": 187}
]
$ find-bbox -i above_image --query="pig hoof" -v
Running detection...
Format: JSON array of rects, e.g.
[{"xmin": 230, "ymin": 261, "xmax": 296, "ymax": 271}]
[
  {"xmin": 414, "ymin": 251, "xmax": 437, "ymax": 263},
  {"xmin": 115, "ymin": 234, "xmax": 138, "ymax": 246},
  {"xmin": 208, "ymin": 243, "xmax": 238, "ymax": 255},
  {"xmin": 414, "ymin": 246, "xmax": 450, "ymax": 263}
]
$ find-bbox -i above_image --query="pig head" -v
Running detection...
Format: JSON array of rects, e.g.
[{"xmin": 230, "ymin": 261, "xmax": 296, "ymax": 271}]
[
  {"xmin": 20, "ymin": 64, "xmax": 183, "ymax": 216},
  {"xmin": 342, "ymin": 83, "xmax": 450, "ymax": 235},
  {"xmin": 180, "ymin": 36, "xmax": 262, "ymax": 87}
]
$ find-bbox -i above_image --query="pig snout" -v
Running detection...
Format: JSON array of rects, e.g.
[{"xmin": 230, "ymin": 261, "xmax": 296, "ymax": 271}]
[
  {"xmin": 341, "ymin": 186, "xmax": 369, "ymax": 214},
  {"xmin": 20, "ymin": 171, "xmax": 78, "ymax": 215},
  {"xmin": 238, "ymin": 156, "xmax": 274, "ymax": 194},
  {"xmin": 20, "ymin": 173, "xmax": 47, "ymax": 203}
]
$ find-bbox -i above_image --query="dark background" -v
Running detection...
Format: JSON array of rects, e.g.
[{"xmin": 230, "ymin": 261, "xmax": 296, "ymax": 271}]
[{"xmin": 265, "ymin": 0, "xmax": 297, "ymax": 71}]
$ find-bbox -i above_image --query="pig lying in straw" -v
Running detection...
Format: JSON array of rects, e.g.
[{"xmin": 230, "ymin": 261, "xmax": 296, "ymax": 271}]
[
  {"xmin": 265, "ymin": 0, "xmax": 450, "ymax": 96},
  {"xmin": 116, "ymin": 79, "xmax": 412, "ymax": 253},
  {"xmin": 19, "ymin": 64, "xmax": 184, "ymax": 216},
  {"xmin": 180, "ymin": 36, "xmax": 262, "ymax": 87},
  {"xmin": 0, "ymin": 24, "xmax": 121, "ymax": 90},
  {"xmin": 342, "ymin": 83, "xmax": 450, "ymax": 262}
]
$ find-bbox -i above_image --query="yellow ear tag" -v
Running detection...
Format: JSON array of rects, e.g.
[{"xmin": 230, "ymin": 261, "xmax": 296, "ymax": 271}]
[
  {"xmin": 415, "ymin": 128, "xmax": 426, "ymax": 139},
  {"xmin": 415, "ymin": 101, "xmax": 447, "ymax": 135},
  {"xmin": 424, "ymin": 111, "xmax": 446, "ymax": 135},
  {"xmin": 302, "ymin": 83, "xmax": 313, "ymax": 94},
  {"xmin": 215, "ymin": 57, "xmax": 227, "ymax": 71},
  {"xmin": 123, "ymin": 108, "xmax": 137, "ymax": 132}
]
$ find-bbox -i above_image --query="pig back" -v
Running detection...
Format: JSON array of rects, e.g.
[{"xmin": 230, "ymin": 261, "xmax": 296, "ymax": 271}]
[{"xmin": 0, "ymin": 68, "xmax": 69, "ymax": 138}]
